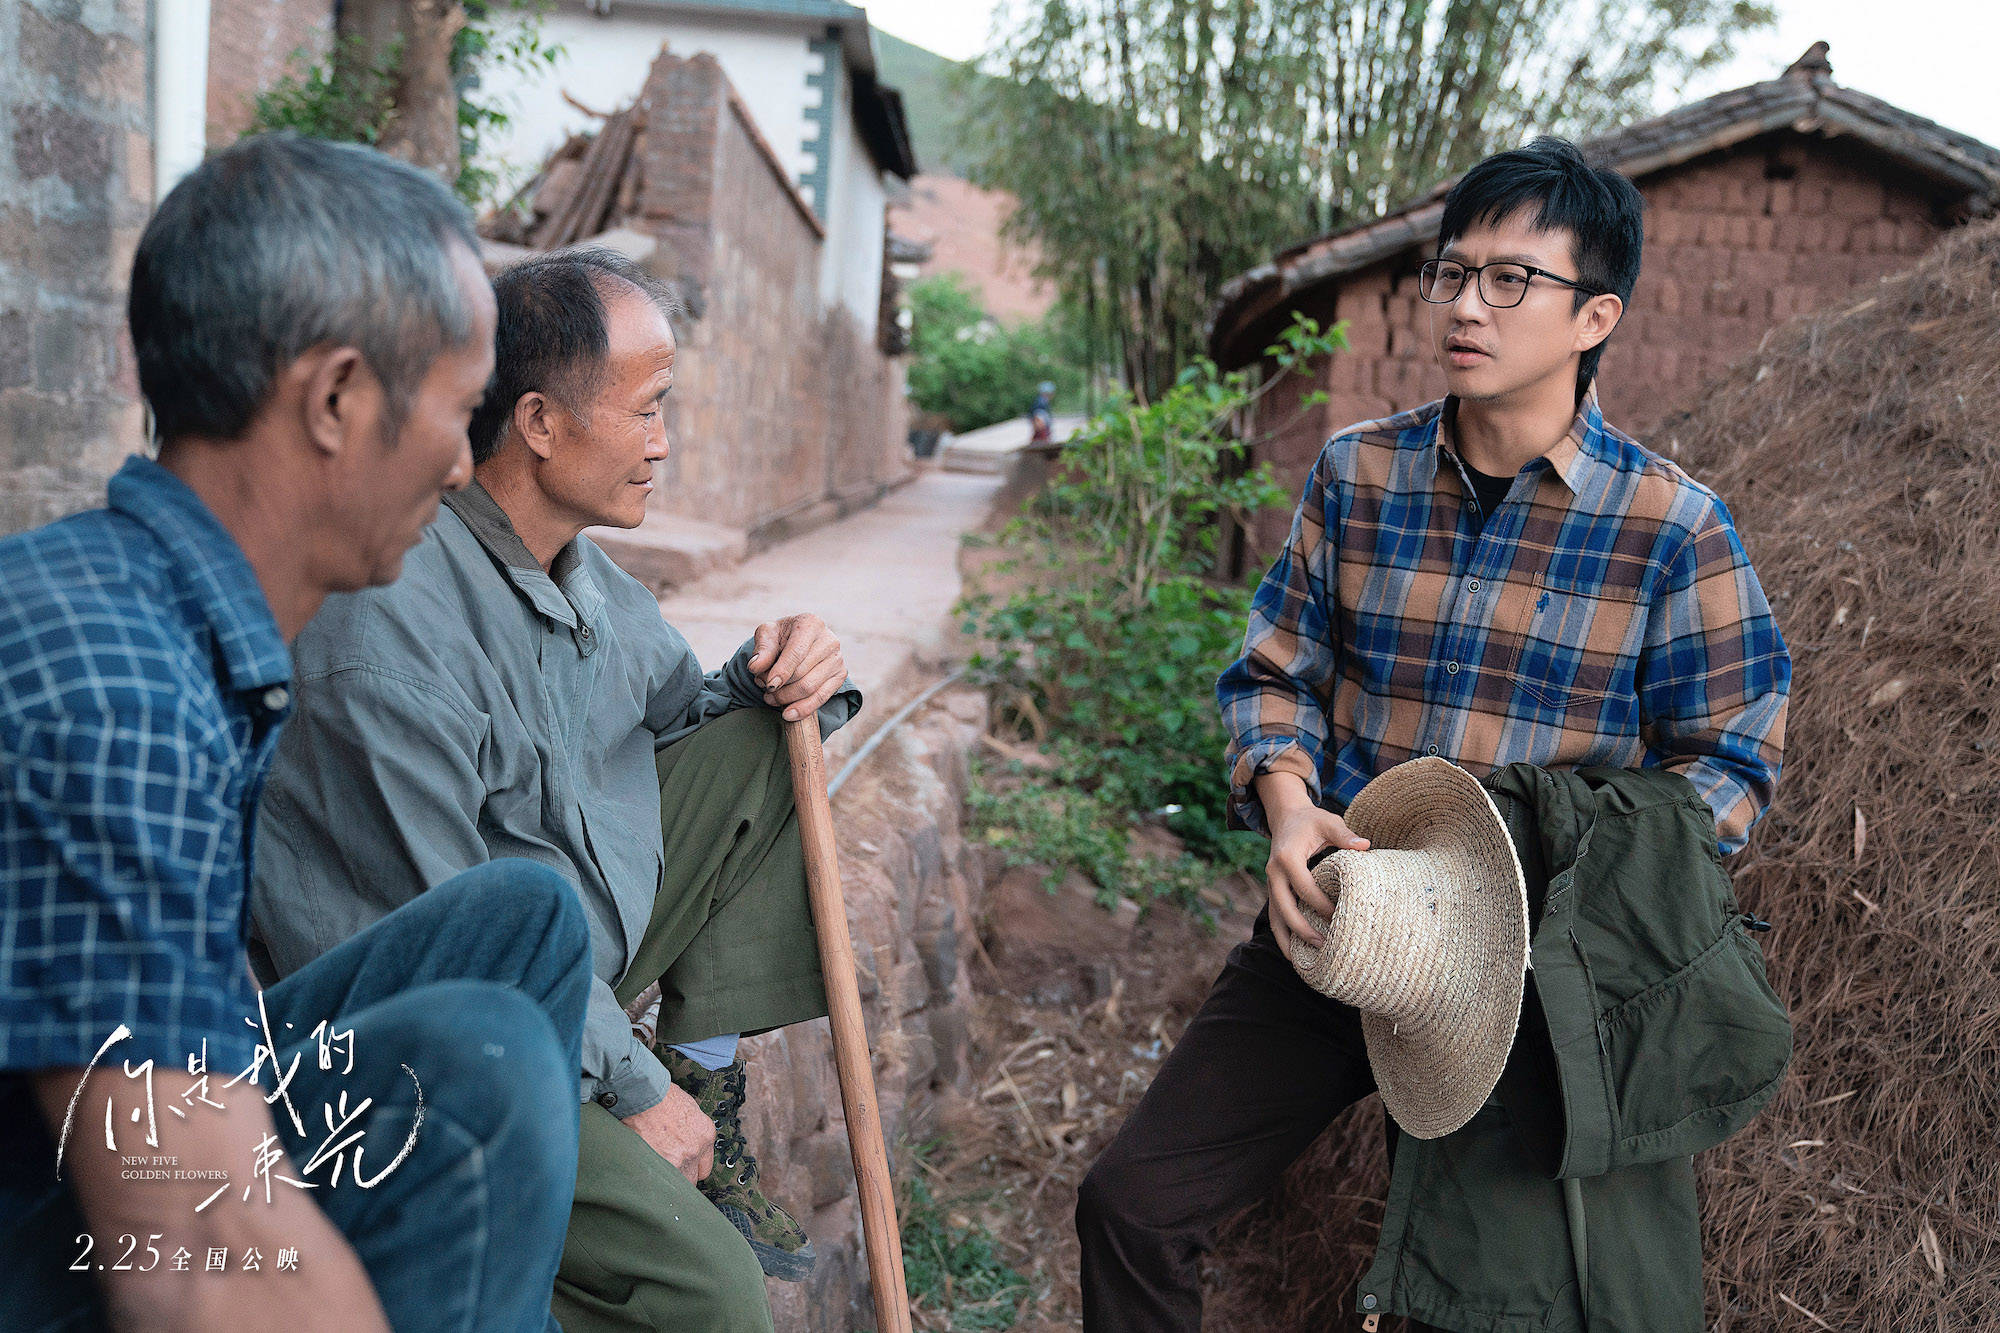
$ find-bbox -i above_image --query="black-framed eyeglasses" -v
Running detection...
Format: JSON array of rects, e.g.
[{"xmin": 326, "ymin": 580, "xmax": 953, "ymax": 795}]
[{"xmin": 1418, "ymin": 259, "xmax": 1603, "ymax": 309}]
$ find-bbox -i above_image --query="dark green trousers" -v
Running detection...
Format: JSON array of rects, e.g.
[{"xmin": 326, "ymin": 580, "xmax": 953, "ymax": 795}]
[{"xmin": 553, "ymin": 708, "xmax": 829, "ymax": 1333}]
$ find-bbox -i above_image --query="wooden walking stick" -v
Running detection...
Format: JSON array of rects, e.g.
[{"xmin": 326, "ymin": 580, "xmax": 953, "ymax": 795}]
[{"xmin": 784, "ymin": 715, "xmax": 913, "ymax": 1333}]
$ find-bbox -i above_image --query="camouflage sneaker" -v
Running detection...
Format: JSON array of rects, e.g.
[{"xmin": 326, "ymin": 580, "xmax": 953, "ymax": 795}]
[{"xmin": 657, "ymin": 1047, "xmax": 817, "ymax": 1282}]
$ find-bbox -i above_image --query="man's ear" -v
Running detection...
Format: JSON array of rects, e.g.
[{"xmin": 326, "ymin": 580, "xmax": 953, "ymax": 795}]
[
  {"xmin": 295, "ymin": 344, "xmax": 373, "ymax": 458},
  {"xmin": 1574, "ymin": 292, "xmax": 1624, "ymax": 355},
  {"xmin": 512, "ymin": 391, "xmax": 560, "ymax": 462}
]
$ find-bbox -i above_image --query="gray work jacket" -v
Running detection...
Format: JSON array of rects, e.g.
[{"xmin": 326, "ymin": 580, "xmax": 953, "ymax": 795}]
[{"xmin": 250, "ymin": 483, "xmax": 859, "ymax": 1118}]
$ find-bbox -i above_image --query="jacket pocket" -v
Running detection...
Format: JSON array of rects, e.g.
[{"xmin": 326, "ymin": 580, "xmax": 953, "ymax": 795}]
[
  {"xmin": 1597, "ymin": 919, "xmax": 1793, "ymax": 1166},
  {"xmin": 1391, "ymin": 1107, "xmax": 1586, "ymax": 1327},
  {"xmin": 1503, "ymin": 575, "xmax": 1644, "ymax": 712}
]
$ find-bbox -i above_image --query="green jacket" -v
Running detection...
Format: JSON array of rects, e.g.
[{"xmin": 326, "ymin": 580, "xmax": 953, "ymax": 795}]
[{"xmin": 1353, "ymin": 764, "xmax": 1792, "ymax": 1331}]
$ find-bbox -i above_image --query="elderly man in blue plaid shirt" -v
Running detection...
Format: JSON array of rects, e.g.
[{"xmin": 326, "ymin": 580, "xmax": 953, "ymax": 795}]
[{"xmin": 0, "ymin": 137, "xmax": 592, "ymax": 1332}]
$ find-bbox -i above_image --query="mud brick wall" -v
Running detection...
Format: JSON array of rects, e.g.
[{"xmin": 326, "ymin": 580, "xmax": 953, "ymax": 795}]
[
  {"xmin": 0, "ymin": 0, "xmax": 153, "ymax": 537},
  {"xmin": 634, "ymin": 52, "xmax": 910, "ymax": 544},
  {"xmin": 1247, "ymin": 134, "xmax": 1958, "ymax": 552},
  {"xmin": 732, "ymin": 688, "xmax": 988, "ymax": 1331},
  {"xmin": 205, "ymin": 0, "xmax": 335, "ymax": 146}
]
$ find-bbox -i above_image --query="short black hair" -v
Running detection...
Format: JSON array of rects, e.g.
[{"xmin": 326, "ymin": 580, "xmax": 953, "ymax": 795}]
[
  {"xmin": 469, "ymin": 246, "xmax": 682, "ymax": 464},
  {"xmin": 1437, "ymin": 136, "xmax": 1645, "ymax": 394},
  {"xmin": 129, "ymin": 133, "xmax": 480, "ymax": 443}
]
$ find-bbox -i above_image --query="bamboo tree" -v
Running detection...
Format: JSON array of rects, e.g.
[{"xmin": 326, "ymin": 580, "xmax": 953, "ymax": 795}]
[{"xmin": 965, "ymin": 0, "xmax": 1772, "ymax": 399}]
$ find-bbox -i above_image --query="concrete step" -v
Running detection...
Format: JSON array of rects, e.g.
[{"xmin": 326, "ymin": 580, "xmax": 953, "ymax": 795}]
[
  {"xmin": 587, "ymin": 510, "xmax": 748, "ymax": 595},
  {"xmin": 938, "ymin": 413, "xmax": 1086, "ymax": 473}
]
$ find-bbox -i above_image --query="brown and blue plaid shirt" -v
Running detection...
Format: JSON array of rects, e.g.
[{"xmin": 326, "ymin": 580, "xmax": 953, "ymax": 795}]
[{"xmin": 1218, "ymin": 388, "xmax": 1790, "ymax": 853}]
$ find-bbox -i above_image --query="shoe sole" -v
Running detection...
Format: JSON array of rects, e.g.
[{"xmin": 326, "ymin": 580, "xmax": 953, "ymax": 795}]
[{"xmin": 718, "ymin": 1203, "xmax": 817, "ymax": 1282}]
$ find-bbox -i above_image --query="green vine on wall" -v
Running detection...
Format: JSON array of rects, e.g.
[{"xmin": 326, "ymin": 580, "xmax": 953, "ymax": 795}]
[{"xmin": 246, "ymin": 0, "xmax": 562, "ymax": 207}]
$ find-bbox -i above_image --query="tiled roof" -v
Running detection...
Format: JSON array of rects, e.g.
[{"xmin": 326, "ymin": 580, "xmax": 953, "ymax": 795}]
[{"xmin": 1208, "ymin": 46, "xmax": 2000, "ymax": 364}]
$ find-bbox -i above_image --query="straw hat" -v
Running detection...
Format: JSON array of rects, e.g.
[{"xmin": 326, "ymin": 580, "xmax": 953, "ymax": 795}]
[{"xmin": 1285, "ymin": 756, "xmax": 1529, "ymax": 1139}]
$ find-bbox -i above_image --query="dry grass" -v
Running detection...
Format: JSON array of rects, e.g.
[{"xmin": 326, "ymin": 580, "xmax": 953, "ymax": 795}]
[
  {"xmin": 1204, "ymin": 219, "xmax": 2000, "ymax": 1330},
  {"xmin": 920, "ymin": 859, "xmax": 1259, "ymax": 1331}
]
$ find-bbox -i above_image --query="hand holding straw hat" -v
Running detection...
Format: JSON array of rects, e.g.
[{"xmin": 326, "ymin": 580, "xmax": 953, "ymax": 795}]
[{"xmin": 1284, "ymin": 757, "xmax": 1530, "ymax": 1139}]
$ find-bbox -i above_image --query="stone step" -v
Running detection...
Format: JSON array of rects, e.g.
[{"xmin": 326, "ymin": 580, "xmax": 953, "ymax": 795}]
[
  {"xmin": 938, "ymin": 413, "xmax": 1086, "ymax": 473},
  {"xmin": 587, "ymin": 510, "xmax": 749, "ymax": 595}
]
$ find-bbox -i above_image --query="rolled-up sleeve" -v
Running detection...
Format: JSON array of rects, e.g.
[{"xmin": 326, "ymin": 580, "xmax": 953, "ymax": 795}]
[
  {"xmin": 659, "ymin": 636, "xmax": 862, "ymax": 746},
  {"xmin": 1637, "ymin": 496, "xmax": 1791, "ymax": 854},
  {"xmin": 1216, "ymin": 442, "xmax": 1342, "ymax": 834}
]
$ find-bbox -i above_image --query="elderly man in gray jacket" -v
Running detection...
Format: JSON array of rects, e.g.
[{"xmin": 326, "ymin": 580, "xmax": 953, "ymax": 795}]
[{"xmin": 251, "ymin": 246, "xmax": 855, "ymax": 1333}]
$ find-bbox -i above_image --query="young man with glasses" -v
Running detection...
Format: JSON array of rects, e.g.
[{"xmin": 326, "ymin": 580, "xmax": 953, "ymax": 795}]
[{"xmin": 1073, "ymin": 137, "xmax": 1790, "ymax": 1330}]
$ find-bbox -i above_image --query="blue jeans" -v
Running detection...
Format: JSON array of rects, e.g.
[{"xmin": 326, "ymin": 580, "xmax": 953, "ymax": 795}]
[{"xmin": 1, "ymin": 860, "xmax": 591, "ymax": 1333}]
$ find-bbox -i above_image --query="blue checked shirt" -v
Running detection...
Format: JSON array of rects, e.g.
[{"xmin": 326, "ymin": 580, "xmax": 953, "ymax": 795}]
[
  {"xmin": 0, "ymin": 456, "xmax": 292, "ymax": 1098},
  {"xmin": 1218, "ymin": 391, "xmax": 1791, "ymax": 854}
]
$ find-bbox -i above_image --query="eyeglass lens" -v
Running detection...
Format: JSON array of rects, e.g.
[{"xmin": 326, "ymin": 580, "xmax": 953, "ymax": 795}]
[{"xmin": 1420, "ymin": 262, "xmax": 1534, "ymax": 308}]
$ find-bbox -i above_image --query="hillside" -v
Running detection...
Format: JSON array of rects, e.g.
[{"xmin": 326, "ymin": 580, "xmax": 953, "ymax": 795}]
[{"xmin": 874, "ymin": 28, "xmax": 983, "ymax": 178}]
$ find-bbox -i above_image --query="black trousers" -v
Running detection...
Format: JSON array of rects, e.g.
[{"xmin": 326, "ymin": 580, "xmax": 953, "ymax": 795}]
[{"xmin": 1076, "ymin": 910, "xmax": 1444, "ymax": 1332}]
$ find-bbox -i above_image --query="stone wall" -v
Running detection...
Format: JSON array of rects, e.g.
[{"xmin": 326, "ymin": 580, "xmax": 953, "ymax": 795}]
[
  {"xmin": 0, "ymin": 0, "xmax": 153, "ymax": 537},
  {"xmin": 1247, "ymin": 134, "xmax": 1956, "ymax": 552},
  {"xmin": 733, "ymin": 687, "xmax": 988, "ymax": 1330},
  {"xmin": 0, "ymin": 0, "xmax": 342, "ymax": 540},
  {"xmin": 630, "ymin": 52, "xmax": 911, "ymax": 544}
]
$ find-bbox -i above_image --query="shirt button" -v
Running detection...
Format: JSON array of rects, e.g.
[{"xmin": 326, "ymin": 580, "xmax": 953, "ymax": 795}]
[
  {"xmin": 1426, "ymin": 745, "xmax": 1440, "ymax": 756},
  {"xmin": 596, "ymin": 1091, "xmax": 618, "ymax": 1109},
  {"xmin": 261, "ymin": 687, "xmax": 290, "ymax": 711},
  {"xmin": 1466, "ymin": 579, "xmax": 1480, "ymax": 592},
  {"xmin": 1362, "ymin": 1294, "xmax": 1378, "ymax": 1310},
  {"xmin": 1445, "ymin": 661, "xmax": 1460, "ymax": 675}
]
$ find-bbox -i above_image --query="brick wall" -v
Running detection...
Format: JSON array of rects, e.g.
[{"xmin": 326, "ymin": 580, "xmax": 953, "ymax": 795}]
[
  {"xmin": 205, "ymin": 0, "xmax": 335, "ymax": 146},
  {"xmin": 1248, "ymin": 134, "xmax": 1956, "ymax": 553},
  {"xmin": 637, "ymin": 52, "xmax": 910, "ymax": 540},
  {"xmin": 0, "ymin": 0, "xmax": 344, "ymax": 541},
  {"xmin": 0, "ymin": 0, "xmax": 153, "ymax": 537}
]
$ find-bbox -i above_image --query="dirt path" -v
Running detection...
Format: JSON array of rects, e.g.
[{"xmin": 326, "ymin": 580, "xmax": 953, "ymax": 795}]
[
  {"xmin": 924, "ymin": 464, "xmax": 1406, "ymax": 1333},
  {"xmin": 921, "ymin": 468, "xmax": 1263, "ymax": 1330},
  {"xmin": 920, "ymin": 862, "xmax": 1258, "ymax": 1330}
]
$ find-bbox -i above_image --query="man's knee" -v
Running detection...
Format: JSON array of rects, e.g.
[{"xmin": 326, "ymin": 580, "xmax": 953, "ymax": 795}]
[
  {"xmin": 673, "ymin": 1234, "xmax": 770, "ymax": 1331},
  {"xmin": 558, "ymin": 1197, "xmax": 773, "ymax": 1333},
  {"xmin": 360, "ymin": 980, "xmax": 578, "ymax": 1171},
  {"xmin": 439, "ymin": 858, "xmax": 590, "ymax": 959},
  {"xmin": 1077, "ymin": 1138, "xmax": 1163, "ymax": 1238}
]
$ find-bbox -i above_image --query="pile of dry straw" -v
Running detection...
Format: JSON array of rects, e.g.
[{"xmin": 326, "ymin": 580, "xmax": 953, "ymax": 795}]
[{"xmin": 1208, "ymin": 217, "xmax": 2000, "ymax": 1330}]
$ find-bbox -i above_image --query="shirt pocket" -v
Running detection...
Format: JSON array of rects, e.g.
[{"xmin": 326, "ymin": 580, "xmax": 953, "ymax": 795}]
[{"xmin": 1504, "ymin": 574, "xmax": 1645, "ymax": 711}]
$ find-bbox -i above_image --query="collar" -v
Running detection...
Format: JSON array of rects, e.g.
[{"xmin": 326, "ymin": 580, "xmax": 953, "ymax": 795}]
[
  {"xmin": 107, "ymin": 454, "xmax": 291, "ymax": 694},
  {"xmin": 1428, "ymin": 382, "xmax": 1611, "ymax": 497},
  {"xmin": 441, "ymin": 481, "xmax": 601, "ymax": 632}
]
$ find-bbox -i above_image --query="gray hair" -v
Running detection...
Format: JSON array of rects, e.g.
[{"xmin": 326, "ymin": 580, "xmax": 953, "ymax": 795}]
[{"xmin": 129, "ymin": 133, "xmax": 482, "ymax": 443}]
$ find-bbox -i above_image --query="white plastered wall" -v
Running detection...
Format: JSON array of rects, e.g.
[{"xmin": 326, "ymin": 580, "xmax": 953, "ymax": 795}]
[
  {"xmin": 476, "ymin": 11, "xmax": 820, "ymax": 198},
  {"xmin": 476, "ymin": 6, "xmax": 890, "ymax": 337}
]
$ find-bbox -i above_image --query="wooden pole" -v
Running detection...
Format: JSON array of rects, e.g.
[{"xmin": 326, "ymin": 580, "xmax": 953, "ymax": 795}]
[{"xmin": 784, "ymin": 717, "xmax": 912, "ymax": 1333}]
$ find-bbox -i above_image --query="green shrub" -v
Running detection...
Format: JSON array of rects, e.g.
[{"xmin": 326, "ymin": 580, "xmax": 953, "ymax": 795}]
[
  {"xmin": 958, "ymin": 315, "xmax": 1346, "ymax": 906},
  {"xmin": 245, "ymin": 1, "xmax": 561, "ymax": 208},
  {"xmin": 906, "ymin": 275, "xmax": 1085, "ymax": 434}
]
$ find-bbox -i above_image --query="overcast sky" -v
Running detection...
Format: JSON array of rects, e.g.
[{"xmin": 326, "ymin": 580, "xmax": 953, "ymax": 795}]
[{"xmin": 861, "ymin": 1, "xmax": 1999, "ymax": 148}]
